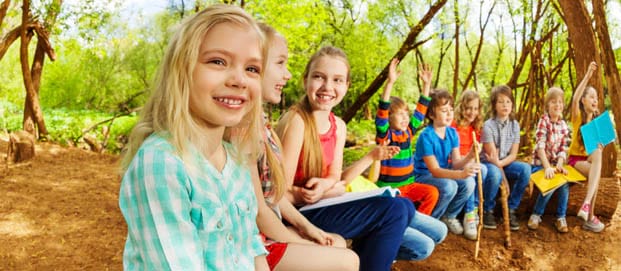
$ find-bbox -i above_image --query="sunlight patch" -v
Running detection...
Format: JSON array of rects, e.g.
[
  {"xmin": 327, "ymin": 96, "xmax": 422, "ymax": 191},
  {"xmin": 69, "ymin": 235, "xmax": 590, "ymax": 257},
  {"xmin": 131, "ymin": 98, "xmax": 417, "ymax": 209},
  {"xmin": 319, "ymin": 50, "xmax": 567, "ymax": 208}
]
[{"xmin": 0, "ymin": 213, "xmax": 35, "ymax": 237}]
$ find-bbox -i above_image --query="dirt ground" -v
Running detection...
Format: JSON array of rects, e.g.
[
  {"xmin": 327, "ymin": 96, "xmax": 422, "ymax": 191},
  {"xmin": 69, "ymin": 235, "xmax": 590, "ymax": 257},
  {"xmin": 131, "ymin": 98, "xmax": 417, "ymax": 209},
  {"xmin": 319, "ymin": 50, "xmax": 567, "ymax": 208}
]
[{"xmin": 1, "ymin": 138, "xmax": 620, "ymax": 270}]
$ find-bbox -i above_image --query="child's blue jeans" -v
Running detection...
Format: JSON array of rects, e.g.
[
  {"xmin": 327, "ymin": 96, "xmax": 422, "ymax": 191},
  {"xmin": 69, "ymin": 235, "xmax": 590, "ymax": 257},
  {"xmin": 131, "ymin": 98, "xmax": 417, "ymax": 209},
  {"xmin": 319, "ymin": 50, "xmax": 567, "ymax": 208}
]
[
  {"xmin": 397, "ymin": 211, "xmax": 447, "ymax": 261},
  {"xmin": 464, "ymin": 163, "xmax": 503, "ymax": 213},
  {"xmin": 531, "ymin": 165, "xmax": 569, "ymax": 218},
  {"xmin": 484, "ymin": 161, "xmax": 531, "ymax": 210},
  {"xmin": 415, "ymin": 174, "xmax": 476, "ymax": 219}
]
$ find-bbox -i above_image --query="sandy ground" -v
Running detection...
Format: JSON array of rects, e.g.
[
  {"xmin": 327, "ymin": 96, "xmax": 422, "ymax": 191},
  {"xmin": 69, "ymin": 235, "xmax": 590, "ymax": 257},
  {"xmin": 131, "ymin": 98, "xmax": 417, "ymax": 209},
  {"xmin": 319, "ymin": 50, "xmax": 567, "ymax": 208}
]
[{"xmin": 1, "ymin": 139, "xmax": 620, "ymax": 270}]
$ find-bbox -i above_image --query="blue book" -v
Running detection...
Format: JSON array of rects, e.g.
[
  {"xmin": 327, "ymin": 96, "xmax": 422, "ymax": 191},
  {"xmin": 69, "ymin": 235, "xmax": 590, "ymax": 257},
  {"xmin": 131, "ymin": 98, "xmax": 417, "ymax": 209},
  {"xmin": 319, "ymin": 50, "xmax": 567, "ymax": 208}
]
[{"xmin": 580, "ymin": 110, "xmax": 617, "ymax": 155}]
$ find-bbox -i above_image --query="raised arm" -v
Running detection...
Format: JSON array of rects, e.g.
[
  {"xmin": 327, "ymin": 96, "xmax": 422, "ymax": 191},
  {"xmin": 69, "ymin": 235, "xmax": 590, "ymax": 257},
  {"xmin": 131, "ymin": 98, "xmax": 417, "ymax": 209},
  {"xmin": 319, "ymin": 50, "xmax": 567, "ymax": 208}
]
[
  {"xmin": 418, "ymin": 63, "xmax": 432, "ymax": 97},
  {"xmin": 572, "ymin": 61, "xmax": 597, "ymax": 118},
  {"xmin": 381, "ymin": 58, "xmax": 401, "ymax": 101}
]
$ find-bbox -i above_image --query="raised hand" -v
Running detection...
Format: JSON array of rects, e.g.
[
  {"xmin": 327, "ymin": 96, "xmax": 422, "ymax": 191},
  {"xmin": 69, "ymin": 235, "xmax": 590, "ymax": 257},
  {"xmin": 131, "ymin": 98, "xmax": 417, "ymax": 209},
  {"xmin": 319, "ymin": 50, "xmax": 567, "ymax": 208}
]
[
  {"xmin": 387, "ymin": 58, "xmax": 402, "ymax": 85},
  {"xmin": 418, "ymin": 63, "xmax": 432, "ymax": 96}
]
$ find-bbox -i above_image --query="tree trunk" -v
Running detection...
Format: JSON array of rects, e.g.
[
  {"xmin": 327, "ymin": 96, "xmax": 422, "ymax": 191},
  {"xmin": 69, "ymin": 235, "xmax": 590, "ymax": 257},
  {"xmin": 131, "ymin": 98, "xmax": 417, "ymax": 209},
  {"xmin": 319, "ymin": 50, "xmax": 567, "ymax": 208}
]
[
  {"xmin": 558, "ymin": 0, "xmax": 616, "ymax": 177},
  {"xmin": 592, "ymin": 0, "xmax": 621, "ymax": 177},
  {"xmin": 525, "ymin": 177, "xmax": 620, "ymax": 219},
  {"xmin": 342, "ymin": 0, "xmax": 447, "ymax": 123},
  {"xmin": 20, "ymin": 0, "xmax": 48, "ymax": 137},
  {"xmin": 452, "ymin": 0, "xmax": 459, "ymax": 97}
]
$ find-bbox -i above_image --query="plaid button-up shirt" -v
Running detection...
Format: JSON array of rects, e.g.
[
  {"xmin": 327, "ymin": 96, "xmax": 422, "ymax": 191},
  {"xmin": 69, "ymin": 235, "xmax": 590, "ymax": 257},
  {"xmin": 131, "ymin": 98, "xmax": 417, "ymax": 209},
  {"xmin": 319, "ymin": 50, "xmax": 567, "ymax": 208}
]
[
  {"xmin": 120, "ymin": 134, "xmax": 266, "ymax": 270},
  {"xmin": 532, "ymin": 113, "xmax": 570, "ymax": 166}
]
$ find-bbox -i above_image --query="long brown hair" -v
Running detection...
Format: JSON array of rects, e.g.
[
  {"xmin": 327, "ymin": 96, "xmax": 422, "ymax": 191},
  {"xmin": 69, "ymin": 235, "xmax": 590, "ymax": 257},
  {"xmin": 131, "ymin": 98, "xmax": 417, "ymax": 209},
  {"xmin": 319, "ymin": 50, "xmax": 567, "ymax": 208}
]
[
  {"xmin": 455, "ymin": 90, "xmax": 483, "ymax": 130},
  {"xmin": 489, "ymin": 85, "xmax": 516, "ymax": 120},
  {"xmin": 275, "ymin": 46, "xmax": 350, "ymax": 182}
]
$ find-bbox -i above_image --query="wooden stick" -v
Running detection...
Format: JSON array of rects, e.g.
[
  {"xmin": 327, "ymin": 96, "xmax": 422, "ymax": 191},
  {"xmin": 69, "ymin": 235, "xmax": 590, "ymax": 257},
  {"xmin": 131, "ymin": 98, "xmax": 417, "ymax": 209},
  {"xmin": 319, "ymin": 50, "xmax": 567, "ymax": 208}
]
[
  {"xmin": 498, "ymin": 168, "xmax": 512, "ymax": 248},
  {"xmin": 472, "ymin": 132, "xmax": 485, "ymax": 258}
]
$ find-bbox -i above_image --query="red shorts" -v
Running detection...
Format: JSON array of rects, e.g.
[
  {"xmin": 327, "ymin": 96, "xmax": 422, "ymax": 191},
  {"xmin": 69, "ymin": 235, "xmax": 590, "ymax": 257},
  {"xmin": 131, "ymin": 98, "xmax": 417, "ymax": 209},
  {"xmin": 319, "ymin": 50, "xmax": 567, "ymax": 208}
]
[
  {"xmin": 265, "ymin": 242, "xmax": 288, "ymax": 270},
  {"xmin": 568, "ymin": 155, "xmax": 587, "ymax": 166},
  {"xmin": 398, "ymin": 182, "xmax": 439, "ymax": 215}
]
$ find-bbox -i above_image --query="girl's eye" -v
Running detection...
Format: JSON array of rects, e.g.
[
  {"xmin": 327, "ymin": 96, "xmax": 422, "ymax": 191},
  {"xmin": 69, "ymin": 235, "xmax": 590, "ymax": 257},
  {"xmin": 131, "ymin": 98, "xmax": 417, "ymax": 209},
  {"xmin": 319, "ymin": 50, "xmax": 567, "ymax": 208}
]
[
  {"xmin": 209, "ymin": 59, "xmax": 225, "ymax": 65},
  {"xmin": 247, "ymin": 66, "xmax": 261, "ymax": 74}
]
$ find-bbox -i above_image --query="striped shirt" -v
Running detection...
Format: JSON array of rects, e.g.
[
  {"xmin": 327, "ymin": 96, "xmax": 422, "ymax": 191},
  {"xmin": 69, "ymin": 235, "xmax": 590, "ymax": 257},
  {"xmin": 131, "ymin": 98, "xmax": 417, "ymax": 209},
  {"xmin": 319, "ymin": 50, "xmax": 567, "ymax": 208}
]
[
  {"xmin": 532, "ymin": 113, "xmax": 570, "ymax": 166},
  {"xmin": 119, "ymin": 134, "xmax": 266, "ymax": 271},
  {"xmin": 481, "ymin": 117, "xmax": 521, "ymax": 161},
  {"xmin": 375, "ymin": 95, "xmax": 430, "ymax": 187}
]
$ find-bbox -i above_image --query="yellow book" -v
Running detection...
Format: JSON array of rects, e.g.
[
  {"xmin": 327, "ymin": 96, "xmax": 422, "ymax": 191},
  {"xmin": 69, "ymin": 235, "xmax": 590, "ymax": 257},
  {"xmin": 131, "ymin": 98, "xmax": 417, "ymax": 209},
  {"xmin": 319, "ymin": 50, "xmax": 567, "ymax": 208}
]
[{"xmin": 531, "ymin": 165, "xmax": 586, "ymax": 196}]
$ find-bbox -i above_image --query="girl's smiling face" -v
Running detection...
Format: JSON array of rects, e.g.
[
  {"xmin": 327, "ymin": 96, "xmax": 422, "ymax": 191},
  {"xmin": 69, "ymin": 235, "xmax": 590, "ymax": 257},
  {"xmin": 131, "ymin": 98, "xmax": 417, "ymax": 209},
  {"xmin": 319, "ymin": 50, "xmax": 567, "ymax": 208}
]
[
  {"xmin": 304, "ymin": 56, "xmax": 349, "ymax": 111},
  {"xmin": 189, "ymin": 22, "xmax": 262, "ymax": 128},
  {"xmin": 262, "ymin": 35, "xmax": 291, "ymax": 105},
  {"xmin": 463, "ymin": 98, "xmax": 480, "ymax": 124},
  {"xmin": 581, "ymin": 87, "xmax": 599, "ymax": 114}
]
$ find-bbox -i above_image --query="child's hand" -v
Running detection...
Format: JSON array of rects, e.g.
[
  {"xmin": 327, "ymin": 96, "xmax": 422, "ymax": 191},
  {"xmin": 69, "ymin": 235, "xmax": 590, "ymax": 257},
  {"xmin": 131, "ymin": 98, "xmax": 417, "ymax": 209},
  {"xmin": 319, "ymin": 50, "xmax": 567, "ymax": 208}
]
[
  {"xmin": 387, "ymin": 58, "xmax": 402, "ymax": 85},
  {"xmin": 418, "ymin": 63, "xmax": 432, "ymax": 84},
  {"xmin": 369, "ymin": 141, "xmax": 400, "ymax": 161},
  {"xmin": 556, "ymin": 162, "xmax": 568, "ymax": 175},
  {"xmin": 484, "ymin": 150, "xmax": 501, "ymax": 168},
  {"xmin": 301, "ymin": 177, "xmax": 330, "ymax": 203},
  {"xmin": 544, "ymin": 167, "xmax": 556, "ymax": 179},
  {"xmin": 462, "ymin": 162, "xmax": 481, "ymax": 178},
  {"xmin": 588, "ymin": 61, "xmax": 597, "ymax": 72},
  {"xmin": 418, "ymin": 63, "xmax": 432, "ymax": 97},
  {"xmin": 301, "ymin": 224, "xmax": 335, "ymax": 246}
]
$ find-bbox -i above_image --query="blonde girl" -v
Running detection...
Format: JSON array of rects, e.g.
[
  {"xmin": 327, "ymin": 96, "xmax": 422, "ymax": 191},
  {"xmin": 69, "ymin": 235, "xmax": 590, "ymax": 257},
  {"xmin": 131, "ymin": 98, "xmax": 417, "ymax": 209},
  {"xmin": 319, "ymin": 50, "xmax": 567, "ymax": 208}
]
[
  {"xmin": 276, "ymin": 46, "xmax": 413, "ymax": 271},
  {"xmin": 252, "ymin": 23, "xmax": 359, "ymax": 271},
  {"xmin": 119, "ymin": 5, "xmax": 268, "ymax": 270},
  {"xmin": 452, "ymin": 90, "xmax": 502, "ymax": 240}
]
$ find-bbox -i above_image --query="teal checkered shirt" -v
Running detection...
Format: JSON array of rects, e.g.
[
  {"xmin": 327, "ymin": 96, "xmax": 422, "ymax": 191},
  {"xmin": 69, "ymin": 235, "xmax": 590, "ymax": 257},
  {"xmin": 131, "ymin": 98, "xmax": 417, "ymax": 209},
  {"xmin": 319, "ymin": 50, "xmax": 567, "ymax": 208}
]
[{"xmin": 119, "ymin": 134, "xmax": 266, "ymax": 270}]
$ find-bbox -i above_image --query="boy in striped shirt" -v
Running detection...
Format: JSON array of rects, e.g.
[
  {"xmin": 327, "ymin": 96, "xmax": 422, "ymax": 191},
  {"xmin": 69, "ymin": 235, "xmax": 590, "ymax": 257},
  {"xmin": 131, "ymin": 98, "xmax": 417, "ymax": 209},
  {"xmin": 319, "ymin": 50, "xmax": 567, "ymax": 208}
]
[{"xmin": 371, "ymin": 59, "xmax": 439, "ymax": 217}]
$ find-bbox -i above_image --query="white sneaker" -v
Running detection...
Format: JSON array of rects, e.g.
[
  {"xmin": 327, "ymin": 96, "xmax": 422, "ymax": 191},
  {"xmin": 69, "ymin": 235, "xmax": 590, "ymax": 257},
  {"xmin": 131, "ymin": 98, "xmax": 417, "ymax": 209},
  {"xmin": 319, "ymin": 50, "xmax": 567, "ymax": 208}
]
[
  {"xmin": 441, "ymin": 216, "xmax": 464, "ymax": 235},
  {"xmin": 463, "ymin": 211, "xmax": 478, "ymax": 240},
  {"xmin": 527, "ymin": 214, "xmax": 542, "ymax": 230}
]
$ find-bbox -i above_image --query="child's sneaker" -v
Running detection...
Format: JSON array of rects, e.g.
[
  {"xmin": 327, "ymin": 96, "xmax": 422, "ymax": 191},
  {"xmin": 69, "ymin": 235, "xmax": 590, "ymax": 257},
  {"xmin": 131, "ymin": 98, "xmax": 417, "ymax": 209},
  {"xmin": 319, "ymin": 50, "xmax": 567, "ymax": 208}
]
[
  {"xmin": 527, "ymin": 214, "xmax": 542, "ymax": 230},
  {"xmin": 463, "ymin": 211, "xmax": 478, "ymax": 240},
  {"xmin": 555, "ymin": 217, "xmax": 569, "ymax": 233},
  {"xmin": 483, "ymin": 210, "xmax": 497, "ymax": 229},
  {"xmin": 582, "ymin": 216, "xmax": 605, "ymax": 233},
  {"xmin": 577, "ymin": 203, "xmax": 590, "ymax": 221},
  {"xmin": 509, "ymin": 209, "xmax": 520, "ymax": 231},
  {"xmin": 441, "ymin": 216, "xmax": 464, "ymax": 235}
]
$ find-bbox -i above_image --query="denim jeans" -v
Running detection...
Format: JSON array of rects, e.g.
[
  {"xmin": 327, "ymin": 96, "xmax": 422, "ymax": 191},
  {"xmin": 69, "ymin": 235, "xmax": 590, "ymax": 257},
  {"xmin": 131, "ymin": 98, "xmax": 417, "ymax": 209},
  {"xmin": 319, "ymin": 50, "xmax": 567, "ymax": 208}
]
[
  {"xmin": 415, "ymin": 174, "xmax": 475, "ymax": 218},
  {"xmin": 485, "ymin": 161, "xmax": 531, "ymax": 210},
  {"xmin": 465, "ymin": 163, "xmax": 503, "ymax": 212},
  {"xmin": 397, "ymin": 211, "xmax": 447, "ymax": 261},
  {"xmin": 301, "ymin": 196, "xmax": 413, "ymax": 271},
  {"xmin": 531, "ymin": 165, "xmax": 569, "ymax": 217}
]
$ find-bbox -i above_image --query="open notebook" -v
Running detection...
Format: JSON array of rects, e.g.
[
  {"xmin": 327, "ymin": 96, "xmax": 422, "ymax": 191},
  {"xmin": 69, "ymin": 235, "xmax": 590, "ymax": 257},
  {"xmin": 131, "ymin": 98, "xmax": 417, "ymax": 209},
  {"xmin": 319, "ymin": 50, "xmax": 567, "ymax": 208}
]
[
  {"xmin": 531, "ymin": 165, "xmax": 586, "ymax": 196},
  {"xmin": 298, "ymin": 186, "xmax": 400, "ymax": 212}
]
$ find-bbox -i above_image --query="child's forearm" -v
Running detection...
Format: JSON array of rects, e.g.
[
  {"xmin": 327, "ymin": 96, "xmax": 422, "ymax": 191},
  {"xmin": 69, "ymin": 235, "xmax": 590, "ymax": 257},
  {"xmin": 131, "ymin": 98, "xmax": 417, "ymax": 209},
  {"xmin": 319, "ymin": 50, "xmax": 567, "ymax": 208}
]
[
  {"xmin": 381, "ymin": 82, "xmax": 394, "ymax": 101},
  {"xmin": 536, "ymin": 148, "xmax": 552, "ymax": 169}
]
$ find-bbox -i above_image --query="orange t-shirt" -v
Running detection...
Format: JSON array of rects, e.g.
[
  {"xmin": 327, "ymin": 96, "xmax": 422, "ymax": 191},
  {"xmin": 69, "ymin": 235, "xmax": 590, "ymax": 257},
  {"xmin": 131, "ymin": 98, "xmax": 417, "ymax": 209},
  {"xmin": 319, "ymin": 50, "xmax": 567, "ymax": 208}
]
[{"xmin": 451, "ymin": 120, "xmax": 480, "ymax": 156}]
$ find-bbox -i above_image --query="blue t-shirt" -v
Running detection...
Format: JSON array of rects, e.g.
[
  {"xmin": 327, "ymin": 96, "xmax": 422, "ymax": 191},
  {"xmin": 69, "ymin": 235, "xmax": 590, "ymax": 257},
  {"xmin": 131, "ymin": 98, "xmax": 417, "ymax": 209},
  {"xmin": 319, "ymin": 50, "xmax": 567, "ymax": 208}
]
[{"xmin": 414, "ymin": 125, "xmax": 460, "ymax": 176}]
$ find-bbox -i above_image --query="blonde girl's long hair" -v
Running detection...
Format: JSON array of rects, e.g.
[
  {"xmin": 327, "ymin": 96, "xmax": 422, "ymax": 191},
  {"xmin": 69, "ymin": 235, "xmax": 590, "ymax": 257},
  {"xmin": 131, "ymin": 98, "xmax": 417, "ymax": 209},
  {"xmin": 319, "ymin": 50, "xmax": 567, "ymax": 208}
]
[
  {"xmin": 275, "ymin": 46, "xmax": 350, "ymax": 182},
  {"xmin": 455, "ymin": 90, "xmax": 483, "ymax": 131},
  {"xmin": 121, "ymin": 4, "xmax": 265, "ymax": 171},
  {"xmin": 256, "ymin": 22, "xmax": 286, "ymax": 202}
]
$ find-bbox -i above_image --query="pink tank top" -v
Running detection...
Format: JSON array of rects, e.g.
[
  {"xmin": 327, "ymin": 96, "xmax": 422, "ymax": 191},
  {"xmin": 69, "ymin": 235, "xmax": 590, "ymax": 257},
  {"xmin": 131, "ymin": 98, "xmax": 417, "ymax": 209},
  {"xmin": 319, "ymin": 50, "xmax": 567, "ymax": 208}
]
[{"xmin": 293, "ymin": 112, "xmax": 337, "ymax": 187}]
